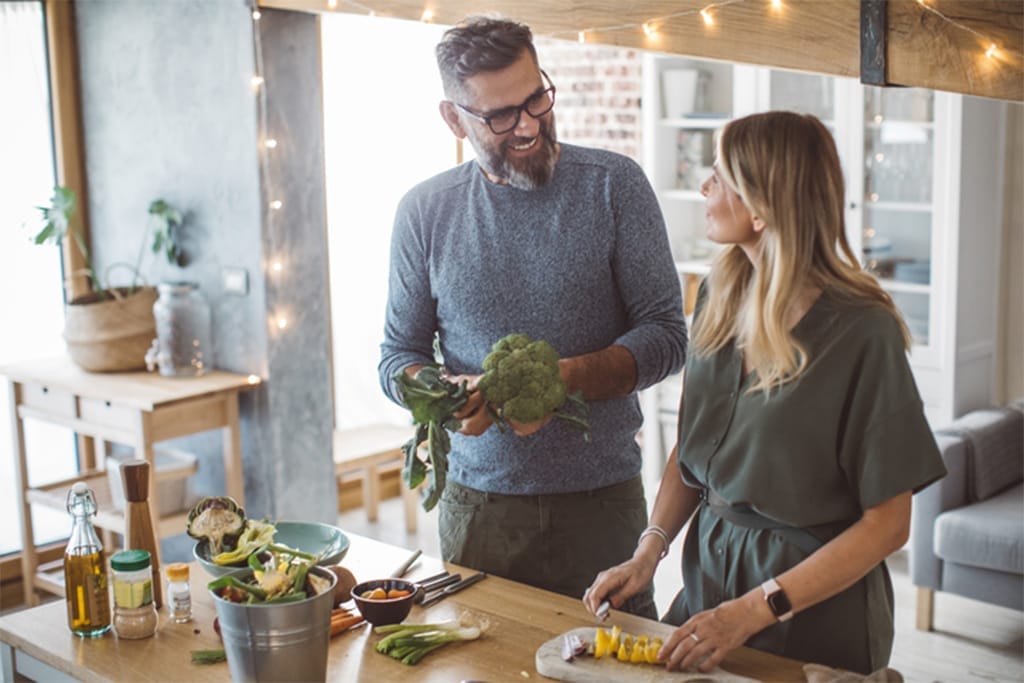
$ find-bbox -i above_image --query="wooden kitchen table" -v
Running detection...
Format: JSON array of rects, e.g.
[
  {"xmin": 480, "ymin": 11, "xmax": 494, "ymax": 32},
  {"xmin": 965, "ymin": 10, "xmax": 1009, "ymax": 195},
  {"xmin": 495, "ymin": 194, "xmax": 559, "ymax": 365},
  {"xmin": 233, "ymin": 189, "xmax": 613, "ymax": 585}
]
[{"xmin": 0, "ymin": 533, "xmax": 807, "ymax": 682}]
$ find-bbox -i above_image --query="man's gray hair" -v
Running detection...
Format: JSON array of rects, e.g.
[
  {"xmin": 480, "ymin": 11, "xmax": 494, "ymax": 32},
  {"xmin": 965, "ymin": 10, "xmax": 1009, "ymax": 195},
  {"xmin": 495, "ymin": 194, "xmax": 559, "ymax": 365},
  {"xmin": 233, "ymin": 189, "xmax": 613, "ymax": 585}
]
[{"xmin": 436, "ymin": 16, "xmax": 538, "ymax": 100}]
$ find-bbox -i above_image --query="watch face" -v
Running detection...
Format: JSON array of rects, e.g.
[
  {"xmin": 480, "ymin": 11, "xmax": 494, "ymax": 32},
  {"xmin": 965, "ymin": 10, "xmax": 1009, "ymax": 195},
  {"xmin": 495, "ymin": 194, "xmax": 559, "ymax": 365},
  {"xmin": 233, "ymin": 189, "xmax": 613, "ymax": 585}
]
[{"xmin": 767, "ymin": 589, "xmax": 792, "ymax": 617}]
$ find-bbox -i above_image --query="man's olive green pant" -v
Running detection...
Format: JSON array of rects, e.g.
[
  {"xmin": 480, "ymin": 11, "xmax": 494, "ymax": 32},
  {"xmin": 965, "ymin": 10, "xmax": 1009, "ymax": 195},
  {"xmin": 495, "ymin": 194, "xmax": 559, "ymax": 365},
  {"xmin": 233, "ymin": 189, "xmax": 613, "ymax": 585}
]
[{"xmin": 438, "ymin": 476, "xmax": 658, "ymax": 619}]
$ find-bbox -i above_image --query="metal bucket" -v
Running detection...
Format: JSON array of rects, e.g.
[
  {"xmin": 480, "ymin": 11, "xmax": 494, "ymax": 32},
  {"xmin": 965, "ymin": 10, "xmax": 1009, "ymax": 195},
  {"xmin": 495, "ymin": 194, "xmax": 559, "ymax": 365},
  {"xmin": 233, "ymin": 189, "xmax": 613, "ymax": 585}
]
[{"xmin": 211, "ymin": 566, "xmax": 337, "ymax": 682}]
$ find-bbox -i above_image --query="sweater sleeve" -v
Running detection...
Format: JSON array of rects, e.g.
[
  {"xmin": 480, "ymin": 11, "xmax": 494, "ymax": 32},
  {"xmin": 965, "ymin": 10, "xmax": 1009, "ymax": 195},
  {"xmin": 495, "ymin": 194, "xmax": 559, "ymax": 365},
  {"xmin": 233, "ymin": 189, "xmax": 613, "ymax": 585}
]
[
  {"xmin": 608, "ymin": 156, "xmax": 688, "ymax": 391},
  {"xmin": 378, "ymin": 190, "xmax": 437, "ymax": 405}
]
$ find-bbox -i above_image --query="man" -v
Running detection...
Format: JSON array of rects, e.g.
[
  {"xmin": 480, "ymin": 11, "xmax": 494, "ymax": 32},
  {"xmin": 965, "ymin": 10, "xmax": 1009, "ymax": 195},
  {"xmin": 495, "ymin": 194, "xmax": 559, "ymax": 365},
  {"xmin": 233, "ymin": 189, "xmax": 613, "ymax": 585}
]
[{"xmin": 378, "ymin": 16, "xmax": 687, "ymax": 618}]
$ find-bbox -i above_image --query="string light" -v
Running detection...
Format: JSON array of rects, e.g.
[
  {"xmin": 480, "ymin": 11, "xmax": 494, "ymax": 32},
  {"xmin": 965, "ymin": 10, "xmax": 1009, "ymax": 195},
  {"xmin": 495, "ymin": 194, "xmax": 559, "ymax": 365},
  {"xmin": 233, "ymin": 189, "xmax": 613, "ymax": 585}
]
[
  {"xmin": 771, "ymin": 0, "xmax": 783, "ymax": 9},
  {"xmin": 246, "ymin": 374, "xmax": 261, "ymax": 385},
  {"xmin": 700, "ymin": 8, "xmax": 714, "ymax": 26},
  {"xmin": 264, "ymin": 138, "xmax": 277, "ymax": 149},
  {"xmin": 276, "ymin": 316, "xmax": 288, "ymax": 330},
  {"xmin": 421, "ymin": 9, "xmax": 434, "ymax": 22},
  {"xmin": 250, "ymin": 75, "xmax": 264, "ymax": 91},
  {"xmin": 328, "ymin": 0, "xmax": 338, "ymax": 7},
  {"xmin": 577, "ymin": 30, "xmax": 586, "ymax": 44},
  {"xmin": 251, "ymin": 9, "xmax": 261, "ymax": 20},
  {"xmin": 642, "ymin": 22, "xmax": 656, "ymax": 37},
  {"xmin": 269, "ymin": 199, "xmax": 283, "ymax": 210},
  {"xmin": 986, "ymin": 43, "xmax": 999, "ymax": 60},
  {"xmin": 271, "ymin": 260, "xmax": 284, "ymax": 273}
]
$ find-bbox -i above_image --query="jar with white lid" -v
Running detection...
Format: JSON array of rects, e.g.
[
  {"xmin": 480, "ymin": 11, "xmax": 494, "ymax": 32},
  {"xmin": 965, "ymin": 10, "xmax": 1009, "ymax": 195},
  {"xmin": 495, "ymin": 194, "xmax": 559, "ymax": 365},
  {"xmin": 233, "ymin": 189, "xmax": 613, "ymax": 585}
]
[{"xmin": 111, "ymin": 549, "xmax": 158, "ymax": 639}]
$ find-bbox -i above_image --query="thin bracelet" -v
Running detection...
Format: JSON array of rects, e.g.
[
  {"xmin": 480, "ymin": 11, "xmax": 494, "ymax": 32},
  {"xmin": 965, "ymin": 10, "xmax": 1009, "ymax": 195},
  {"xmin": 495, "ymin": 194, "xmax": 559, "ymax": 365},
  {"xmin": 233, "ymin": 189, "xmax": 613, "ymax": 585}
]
[{"xmin": 638, "ymin": 524, "xmax": 670, "ymax": 559}]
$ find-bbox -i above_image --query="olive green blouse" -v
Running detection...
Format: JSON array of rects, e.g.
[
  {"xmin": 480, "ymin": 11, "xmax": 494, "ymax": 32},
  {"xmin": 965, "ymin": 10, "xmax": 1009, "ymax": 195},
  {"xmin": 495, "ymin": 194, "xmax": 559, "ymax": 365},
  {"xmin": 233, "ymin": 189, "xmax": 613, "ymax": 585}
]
[{"xmin": 667, "ymin": 287, "xmax": 946, "ymax": 673}]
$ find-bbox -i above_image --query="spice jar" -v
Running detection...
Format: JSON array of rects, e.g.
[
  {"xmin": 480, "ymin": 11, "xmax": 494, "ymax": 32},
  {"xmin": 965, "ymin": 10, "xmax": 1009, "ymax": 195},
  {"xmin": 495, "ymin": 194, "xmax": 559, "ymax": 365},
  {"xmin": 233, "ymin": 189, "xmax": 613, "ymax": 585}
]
[
  {"xmin": 111, "ymin": 549, "xmax": 158, "ymax": 639},
  {"xmin": 146, "ymin": 281, "xmax": 214, "ymax": 376},
  {"xmin": 165, "ymin": 562, "xmax": 192, "ymax": 623}
]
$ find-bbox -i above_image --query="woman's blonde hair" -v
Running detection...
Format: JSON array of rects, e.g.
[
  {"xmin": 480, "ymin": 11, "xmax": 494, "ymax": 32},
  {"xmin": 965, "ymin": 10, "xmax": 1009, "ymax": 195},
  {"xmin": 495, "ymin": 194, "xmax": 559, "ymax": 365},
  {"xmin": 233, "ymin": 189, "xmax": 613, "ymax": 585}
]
[{"xmin": 693, "ymin": 111, "xmax": 910, "ymax": 392}]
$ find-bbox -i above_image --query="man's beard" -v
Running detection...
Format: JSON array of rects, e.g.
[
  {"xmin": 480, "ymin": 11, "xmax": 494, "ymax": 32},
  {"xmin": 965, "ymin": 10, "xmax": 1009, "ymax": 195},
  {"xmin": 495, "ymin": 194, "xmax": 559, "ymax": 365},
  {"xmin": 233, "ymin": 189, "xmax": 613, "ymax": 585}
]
[{"xmin": 471, "ymin": 117, "xmax": 559, "ymax": 191}]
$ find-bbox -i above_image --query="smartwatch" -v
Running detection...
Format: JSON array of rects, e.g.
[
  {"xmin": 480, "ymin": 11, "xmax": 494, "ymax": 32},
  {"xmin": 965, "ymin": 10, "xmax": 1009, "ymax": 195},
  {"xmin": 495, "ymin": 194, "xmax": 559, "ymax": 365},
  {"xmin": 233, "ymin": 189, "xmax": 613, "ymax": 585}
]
[{"xmin": 761, "ymin": 578, "xmax": 793, "ymax": 622}]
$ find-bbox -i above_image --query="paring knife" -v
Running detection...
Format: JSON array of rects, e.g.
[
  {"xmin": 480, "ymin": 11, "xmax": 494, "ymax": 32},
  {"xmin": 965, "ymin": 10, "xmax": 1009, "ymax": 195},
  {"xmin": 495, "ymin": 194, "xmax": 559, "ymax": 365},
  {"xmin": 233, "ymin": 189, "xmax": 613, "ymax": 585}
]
[{"xmin": 420, "ymin": 571, "xmax": 487, "ymax": 606}]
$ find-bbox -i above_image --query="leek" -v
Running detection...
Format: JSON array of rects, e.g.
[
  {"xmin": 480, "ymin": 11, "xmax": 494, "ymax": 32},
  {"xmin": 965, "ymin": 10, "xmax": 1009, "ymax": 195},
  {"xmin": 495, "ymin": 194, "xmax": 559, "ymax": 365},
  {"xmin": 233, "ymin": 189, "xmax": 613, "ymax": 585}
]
[{"xmin": 373, "ymin": 614, "xmax": 488, "ymax": 665}]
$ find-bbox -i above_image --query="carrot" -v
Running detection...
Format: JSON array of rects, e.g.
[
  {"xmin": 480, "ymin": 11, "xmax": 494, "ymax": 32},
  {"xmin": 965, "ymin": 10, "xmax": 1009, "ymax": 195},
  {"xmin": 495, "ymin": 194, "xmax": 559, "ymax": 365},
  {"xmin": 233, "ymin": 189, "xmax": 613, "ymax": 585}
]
[{"xmin": 330, "ymin": 608, "xmax": 365, "ymax": 637}]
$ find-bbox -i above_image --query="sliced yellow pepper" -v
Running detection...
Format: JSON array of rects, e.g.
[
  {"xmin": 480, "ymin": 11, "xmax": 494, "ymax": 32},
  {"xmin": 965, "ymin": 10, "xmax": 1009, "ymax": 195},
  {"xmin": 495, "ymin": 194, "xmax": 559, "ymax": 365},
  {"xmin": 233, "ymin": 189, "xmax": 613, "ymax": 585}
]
[
  {"xmin": 630, "ymin": 635, "xmax": 648, "ymax": 663},
  {"xmin": 608, "ymin": 625, "xmax": 621, "ymax": 653},
  {"xmin": 594, "ymin": 628, "xmax": 610, "ymax": 659},
  {"xmin": 646, "ymin": 638, "xmax": 663, "ymax": 664},
  {"xmin": 616, "ymin": 634, "xmax": 633, "ymax": 662}
]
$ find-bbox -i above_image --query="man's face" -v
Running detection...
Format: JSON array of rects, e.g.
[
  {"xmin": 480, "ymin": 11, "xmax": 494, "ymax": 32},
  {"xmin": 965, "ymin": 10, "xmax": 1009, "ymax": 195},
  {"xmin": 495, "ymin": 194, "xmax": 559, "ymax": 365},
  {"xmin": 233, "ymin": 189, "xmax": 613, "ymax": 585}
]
[{"xmin": 450, "ymin": 52, "xmax": 559, "ymax": 190}]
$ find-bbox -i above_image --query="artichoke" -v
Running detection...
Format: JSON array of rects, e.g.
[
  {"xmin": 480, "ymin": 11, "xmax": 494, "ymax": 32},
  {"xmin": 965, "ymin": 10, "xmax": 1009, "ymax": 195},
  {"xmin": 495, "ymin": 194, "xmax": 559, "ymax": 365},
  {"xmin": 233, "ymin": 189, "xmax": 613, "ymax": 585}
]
[{"xmin": 186, "ymin": 496, "xmax": 245, "ymax": 556}]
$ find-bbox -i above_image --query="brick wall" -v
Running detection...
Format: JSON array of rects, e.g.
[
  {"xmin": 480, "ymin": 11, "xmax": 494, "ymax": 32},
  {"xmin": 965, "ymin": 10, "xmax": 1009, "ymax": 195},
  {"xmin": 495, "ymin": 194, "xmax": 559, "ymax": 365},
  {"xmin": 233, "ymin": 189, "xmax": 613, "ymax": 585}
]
[{"xmin": 536, "ymin": 39, "xmax": 643, "ymax": 162}]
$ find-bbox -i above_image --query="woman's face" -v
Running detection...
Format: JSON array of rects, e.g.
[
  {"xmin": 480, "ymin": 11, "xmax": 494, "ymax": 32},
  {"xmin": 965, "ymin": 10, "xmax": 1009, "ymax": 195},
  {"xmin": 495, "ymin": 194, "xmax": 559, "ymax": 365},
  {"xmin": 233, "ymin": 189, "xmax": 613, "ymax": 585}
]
[{"xmin": 700, "ymin": 165, "xmax": 760, "ymax": 249}]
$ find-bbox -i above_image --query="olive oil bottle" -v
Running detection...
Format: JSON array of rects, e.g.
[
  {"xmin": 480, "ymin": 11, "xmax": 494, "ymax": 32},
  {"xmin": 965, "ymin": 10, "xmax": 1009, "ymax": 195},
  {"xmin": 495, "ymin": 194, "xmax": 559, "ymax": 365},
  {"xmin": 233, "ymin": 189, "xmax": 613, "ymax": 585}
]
[{"xmin": 64, "ymin": 482, "xmax": 111, "ymax": 637}]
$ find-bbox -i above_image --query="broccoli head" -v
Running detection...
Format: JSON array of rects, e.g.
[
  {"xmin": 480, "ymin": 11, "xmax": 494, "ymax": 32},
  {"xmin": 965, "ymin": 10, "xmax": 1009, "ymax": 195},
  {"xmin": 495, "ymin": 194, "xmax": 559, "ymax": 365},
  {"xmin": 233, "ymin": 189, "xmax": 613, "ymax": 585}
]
[{"xmin": 478, "ymin": 334, "xmax": 588, "ymax": 438}]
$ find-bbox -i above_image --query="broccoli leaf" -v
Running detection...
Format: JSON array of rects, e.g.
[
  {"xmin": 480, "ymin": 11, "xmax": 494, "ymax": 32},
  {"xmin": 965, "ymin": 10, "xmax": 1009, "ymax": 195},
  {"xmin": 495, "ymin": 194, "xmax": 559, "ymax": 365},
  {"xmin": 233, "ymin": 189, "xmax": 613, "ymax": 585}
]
[{"xmin": 394, "ymin": 366, "xmax": 467, "ymax": 512}]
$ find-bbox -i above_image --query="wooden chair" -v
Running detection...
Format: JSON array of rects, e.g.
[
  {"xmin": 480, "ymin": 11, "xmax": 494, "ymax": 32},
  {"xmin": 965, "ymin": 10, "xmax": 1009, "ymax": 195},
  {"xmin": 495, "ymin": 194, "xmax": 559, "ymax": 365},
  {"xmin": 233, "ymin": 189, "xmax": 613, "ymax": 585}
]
[{"xmin": 333, "ymin": 424, "xmax": 420, "ymax": 533}]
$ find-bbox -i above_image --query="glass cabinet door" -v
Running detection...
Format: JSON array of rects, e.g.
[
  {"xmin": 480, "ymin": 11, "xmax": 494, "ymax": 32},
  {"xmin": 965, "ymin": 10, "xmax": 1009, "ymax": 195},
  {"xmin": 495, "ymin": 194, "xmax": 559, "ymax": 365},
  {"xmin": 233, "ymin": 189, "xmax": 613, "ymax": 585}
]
[{"xmin": 862, "ymin": 87, "xmax": 935, "ymax": 346}]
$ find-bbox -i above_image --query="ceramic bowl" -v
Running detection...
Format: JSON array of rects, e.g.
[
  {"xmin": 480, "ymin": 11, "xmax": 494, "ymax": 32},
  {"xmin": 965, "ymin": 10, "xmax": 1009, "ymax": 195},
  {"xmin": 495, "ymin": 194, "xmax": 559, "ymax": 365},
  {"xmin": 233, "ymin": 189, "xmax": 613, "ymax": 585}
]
[
  {"xmin": 350, "ymin": 578, "xmax": 417, "ymax": 626},
  {"xmin": 194, "ymin": 520, "xmax": 350, "ymax": 578}
]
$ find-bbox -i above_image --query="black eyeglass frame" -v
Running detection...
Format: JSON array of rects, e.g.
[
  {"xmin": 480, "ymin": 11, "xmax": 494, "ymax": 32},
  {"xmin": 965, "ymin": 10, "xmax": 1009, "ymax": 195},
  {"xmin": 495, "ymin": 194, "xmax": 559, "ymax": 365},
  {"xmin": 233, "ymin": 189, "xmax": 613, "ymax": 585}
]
[{"xmin": 452, "ymin": 70, "xmax": 556, "ymax": 135}]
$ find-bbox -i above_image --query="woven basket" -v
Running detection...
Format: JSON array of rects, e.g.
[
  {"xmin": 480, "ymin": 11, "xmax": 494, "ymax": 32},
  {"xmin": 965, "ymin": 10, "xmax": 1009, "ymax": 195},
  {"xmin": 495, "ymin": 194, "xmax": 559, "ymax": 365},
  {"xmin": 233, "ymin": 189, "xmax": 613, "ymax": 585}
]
[{"xmin": 63, "ymin": 286, "xmax": 158, "ymax": 372}]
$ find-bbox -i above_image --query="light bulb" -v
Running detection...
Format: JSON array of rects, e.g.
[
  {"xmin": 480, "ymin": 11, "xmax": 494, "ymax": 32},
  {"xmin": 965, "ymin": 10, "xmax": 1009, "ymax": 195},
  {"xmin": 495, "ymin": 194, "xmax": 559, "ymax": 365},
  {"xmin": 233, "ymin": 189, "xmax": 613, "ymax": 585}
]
[
  {"xmin": 328, "ymin": 0, "xmax": 338, "ymax": 7},
  {"xmin": 270, "ymin": 200, "xmax": 283, "ymax": 210},
  {"xmin": 265, "ymin": 138, "xmax": 278, "ymax": 149},
  {"xmin": 643, "ymin": 22, "xmax": 656, "ymax": 37},
  {"xmin": 700, "ymin": 8, "xmax": 714, "ymax": 26},
  {"xmin": 251, "ymin": 75, "xmax": 264, "ymax": 91},
  {"xmin": 421, "ymin": 9, "xmax": 434, "ymax": 22},
  {"xmin": 271, "ymin": 260, "xmax": 284, "ymax": 273},
  {"xmin": 276, "ymin": 316, "xmax": 288, "ymax": 330},
  {"xmin": 577, "ymin": 31, "xmax": 586, "ymax": 43},
  {"xmin": 771, "ymin": 0, "xmax": 783, "ymax": 9},
  {"xmin": 985, "ymin": 43, "xmax": 998, "ymax": 59},
  {"xmin": 247, "ymin": 374, "xmax": 261, "ymax": 385},
  {"xmin": 252, "ymin": 9, "xmax": 261, "ymax": 20}
]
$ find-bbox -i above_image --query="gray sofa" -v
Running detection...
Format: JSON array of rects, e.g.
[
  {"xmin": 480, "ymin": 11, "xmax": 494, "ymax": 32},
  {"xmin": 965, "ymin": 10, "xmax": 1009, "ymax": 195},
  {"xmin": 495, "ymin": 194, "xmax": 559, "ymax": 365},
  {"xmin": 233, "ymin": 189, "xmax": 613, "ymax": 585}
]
[{"xmin": 910, "ymin": 404, "xmax": 1024, "ymax": 630}]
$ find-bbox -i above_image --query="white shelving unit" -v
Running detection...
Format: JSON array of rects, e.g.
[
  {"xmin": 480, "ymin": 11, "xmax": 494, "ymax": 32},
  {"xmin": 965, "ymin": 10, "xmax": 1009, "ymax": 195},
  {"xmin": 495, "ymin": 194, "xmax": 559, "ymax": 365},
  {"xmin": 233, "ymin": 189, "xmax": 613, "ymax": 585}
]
[{"xmin": 640, "ymin": 52, "xmax": 1007, "ymax": 464}]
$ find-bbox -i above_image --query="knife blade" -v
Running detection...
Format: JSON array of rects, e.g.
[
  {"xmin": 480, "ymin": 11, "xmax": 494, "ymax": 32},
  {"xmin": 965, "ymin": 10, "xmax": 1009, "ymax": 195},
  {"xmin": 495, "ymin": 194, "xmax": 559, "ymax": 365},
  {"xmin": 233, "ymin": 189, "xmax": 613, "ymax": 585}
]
[
  {"xmin": 420, "ymin": 571, "xmax": 487, "ymax": 606},
  {"xmin": 390, "ymin": 549, "xmax": 422, "ymax": 578},
  {"xmin": 595, "ymin": 600, "xmax": 611, "ymax": 622}
]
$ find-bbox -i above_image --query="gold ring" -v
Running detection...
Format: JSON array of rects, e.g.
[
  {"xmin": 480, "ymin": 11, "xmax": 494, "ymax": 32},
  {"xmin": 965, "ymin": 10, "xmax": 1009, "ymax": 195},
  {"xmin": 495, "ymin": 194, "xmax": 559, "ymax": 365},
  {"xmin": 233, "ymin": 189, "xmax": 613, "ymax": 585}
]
[{"xmin": 690, "ymin": 633, "xmax": 700, "ymax": 643}]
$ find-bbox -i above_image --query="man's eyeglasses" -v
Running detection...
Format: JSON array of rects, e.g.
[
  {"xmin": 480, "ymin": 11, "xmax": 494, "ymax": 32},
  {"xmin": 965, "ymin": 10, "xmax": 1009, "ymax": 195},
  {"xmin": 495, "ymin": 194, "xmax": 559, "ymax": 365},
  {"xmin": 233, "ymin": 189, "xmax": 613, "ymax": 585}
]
[{"xmin": 453, "ymin": 70, "xmax": 556, "ymax": 135}]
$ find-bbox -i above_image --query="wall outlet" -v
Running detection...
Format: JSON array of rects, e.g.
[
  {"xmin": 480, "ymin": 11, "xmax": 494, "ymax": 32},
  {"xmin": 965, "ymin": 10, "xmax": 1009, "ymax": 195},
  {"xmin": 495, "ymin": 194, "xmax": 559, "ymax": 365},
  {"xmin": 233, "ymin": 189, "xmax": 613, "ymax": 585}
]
[{"xmin": 222, "ymin": 267, "xmax": 249, "ymax": 295}]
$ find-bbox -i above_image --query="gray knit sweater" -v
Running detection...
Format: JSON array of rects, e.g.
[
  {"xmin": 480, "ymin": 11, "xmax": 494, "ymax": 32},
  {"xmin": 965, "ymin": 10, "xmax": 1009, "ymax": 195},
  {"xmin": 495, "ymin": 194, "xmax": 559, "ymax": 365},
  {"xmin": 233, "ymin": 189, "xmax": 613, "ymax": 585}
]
[{"xmin": 379, "ymin": 143, "xmax": 687, "ymax": 495}]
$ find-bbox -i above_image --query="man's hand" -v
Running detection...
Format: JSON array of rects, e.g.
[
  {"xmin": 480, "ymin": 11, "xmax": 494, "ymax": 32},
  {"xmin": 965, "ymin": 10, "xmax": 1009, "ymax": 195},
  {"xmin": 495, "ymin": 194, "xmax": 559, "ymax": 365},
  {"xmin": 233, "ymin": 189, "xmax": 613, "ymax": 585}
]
[{"xmin": 445, "ymin": 373, "xmax": 492, "ymax": 436}]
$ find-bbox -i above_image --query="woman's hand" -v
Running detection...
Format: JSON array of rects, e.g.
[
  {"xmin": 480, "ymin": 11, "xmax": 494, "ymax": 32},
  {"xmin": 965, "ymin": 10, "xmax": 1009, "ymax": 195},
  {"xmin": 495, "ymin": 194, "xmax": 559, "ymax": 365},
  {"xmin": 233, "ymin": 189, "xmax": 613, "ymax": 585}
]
[
  {"xmin": 658, "ymin": 596, "xmax": 770, "ymax": 673},
  {"xmin": 582, "ymin": 553, "xmax": 659, "ymax": 616},
  {"xmin": 446, "ymin": 374, "xmax": 492, "ymax": 436}
]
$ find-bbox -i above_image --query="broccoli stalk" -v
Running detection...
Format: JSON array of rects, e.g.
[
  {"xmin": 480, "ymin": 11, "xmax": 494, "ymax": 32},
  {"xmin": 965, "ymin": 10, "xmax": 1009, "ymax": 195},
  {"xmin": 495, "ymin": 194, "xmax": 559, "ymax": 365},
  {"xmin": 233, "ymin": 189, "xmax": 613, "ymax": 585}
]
[{"xmin": 477, "ymin": 334, "xmax": 591, "ymax": 440}]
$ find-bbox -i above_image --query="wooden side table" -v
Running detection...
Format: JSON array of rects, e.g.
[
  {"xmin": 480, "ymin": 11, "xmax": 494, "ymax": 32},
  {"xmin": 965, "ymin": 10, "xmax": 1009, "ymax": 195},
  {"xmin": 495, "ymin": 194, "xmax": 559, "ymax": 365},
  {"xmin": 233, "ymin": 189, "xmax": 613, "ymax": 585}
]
[
  {"xmin": 1, "ymin": 356, "xmax": 259, "ymax": 606},
  {"xmin": 334, "ymin": 424, "xmax": 420, "ymax": 533}
]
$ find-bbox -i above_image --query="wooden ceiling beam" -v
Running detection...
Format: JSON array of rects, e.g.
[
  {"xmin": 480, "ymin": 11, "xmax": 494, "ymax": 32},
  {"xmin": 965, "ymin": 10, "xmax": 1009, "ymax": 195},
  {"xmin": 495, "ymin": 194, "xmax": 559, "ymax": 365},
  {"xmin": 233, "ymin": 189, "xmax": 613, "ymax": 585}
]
[{"xmin": 258, "ymin": 0, "xmax": 1022, "ymax": 101}]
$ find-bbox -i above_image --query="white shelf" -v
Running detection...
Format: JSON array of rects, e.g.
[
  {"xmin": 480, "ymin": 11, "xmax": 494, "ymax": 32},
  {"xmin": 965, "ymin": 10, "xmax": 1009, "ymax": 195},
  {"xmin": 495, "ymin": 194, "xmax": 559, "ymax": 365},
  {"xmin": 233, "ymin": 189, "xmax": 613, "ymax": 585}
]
[
  {"xmin": 659, "ymin": 116, "xmax": 729, "ymax": 129},
  {"xmin": 877, "ymin": 278, "xmax": 931, "ymax": 295},
  {"xmin": 864, "ymin": 200, "xmax": 934, "ymax": 213},
  {"xmin": 661, "ymin": 189, "xmax": 704, "ymax": 201}
]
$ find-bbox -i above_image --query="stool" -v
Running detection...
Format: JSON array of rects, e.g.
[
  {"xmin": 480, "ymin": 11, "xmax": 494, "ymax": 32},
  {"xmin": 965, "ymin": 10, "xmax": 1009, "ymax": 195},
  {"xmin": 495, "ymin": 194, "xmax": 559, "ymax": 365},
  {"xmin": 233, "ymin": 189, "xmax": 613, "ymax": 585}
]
[{"xmin": 334, "ymin": 424, "xmax": 420, "ymax": 533}]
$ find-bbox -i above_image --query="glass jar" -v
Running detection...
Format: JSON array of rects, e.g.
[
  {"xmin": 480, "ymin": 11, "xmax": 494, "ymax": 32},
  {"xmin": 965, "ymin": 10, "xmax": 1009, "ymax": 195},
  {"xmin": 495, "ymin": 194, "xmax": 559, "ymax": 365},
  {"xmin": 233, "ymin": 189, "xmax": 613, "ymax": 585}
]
[
  {"xmin": 148, "ymin": 281, "xmax": 213, "ymax": 377},
  {"xmin": 63, "ymin": 482, "xmax": 112, "ymax": 637},
  {"xmin": 165, "ymin": 562, "xmax": 192, "ymax": 623},
  {"xmin": 111, "ymin": 549, "xmax": 158, "ymax": 639}
]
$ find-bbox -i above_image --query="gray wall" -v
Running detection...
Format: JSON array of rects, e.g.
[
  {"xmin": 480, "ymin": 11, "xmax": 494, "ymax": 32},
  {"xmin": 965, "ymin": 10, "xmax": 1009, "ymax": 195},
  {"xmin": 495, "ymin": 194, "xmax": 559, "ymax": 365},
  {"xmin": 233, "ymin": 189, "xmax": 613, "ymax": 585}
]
[{"xmin": 74, "ymin": 0, "xmax": 335, "ymax": 547}]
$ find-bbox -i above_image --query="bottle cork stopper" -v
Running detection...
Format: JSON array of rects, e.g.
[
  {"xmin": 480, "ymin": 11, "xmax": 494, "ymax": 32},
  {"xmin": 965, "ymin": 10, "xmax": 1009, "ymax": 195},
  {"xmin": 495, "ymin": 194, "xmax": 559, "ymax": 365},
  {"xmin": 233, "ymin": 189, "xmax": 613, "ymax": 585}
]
[{"xmin": 166, "ymin": 562, "xmax": 189, "ymax": 581}]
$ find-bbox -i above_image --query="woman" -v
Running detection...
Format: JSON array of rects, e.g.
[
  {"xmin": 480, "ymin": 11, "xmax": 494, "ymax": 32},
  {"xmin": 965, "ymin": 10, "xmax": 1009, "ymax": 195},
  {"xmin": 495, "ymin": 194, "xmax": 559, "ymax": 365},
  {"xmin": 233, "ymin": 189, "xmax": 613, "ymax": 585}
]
[{"xmin": 583, "ymin": 111, "xmax": 946, "ymax": 674}]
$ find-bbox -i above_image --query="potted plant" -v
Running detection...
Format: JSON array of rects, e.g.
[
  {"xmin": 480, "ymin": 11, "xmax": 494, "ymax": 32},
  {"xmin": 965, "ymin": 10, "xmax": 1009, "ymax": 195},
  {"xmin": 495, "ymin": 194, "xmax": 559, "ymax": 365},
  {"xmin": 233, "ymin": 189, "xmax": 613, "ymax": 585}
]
[{"xmin": 31, "ymin": 186, "xmax": 185, "ymax": 372}]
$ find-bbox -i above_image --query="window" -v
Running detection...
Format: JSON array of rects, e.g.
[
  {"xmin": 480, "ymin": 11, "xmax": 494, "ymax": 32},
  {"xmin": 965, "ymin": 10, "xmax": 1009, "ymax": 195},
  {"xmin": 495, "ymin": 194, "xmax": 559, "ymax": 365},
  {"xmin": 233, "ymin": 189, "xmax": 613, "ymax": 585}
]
[
  {"xmin": 321, "ymin": 14, "xmax": 452, "ymax": 431},
  {"xmin": 0, "ymin": 1, "xmax": 77, "ymax": 556}
]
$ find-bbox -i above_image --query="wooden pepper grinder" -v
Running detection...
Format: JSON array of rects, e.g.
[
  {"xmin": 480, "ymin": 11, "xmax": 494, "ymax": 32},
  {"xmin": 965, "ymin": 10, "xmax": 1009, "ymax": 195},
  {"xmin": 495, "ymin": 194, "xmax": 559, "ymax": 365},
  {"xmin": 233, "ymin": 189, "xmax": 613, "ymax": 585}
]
[{"xmin": 121, "ymin": 460, "xmax": 162, "ymax": 608}]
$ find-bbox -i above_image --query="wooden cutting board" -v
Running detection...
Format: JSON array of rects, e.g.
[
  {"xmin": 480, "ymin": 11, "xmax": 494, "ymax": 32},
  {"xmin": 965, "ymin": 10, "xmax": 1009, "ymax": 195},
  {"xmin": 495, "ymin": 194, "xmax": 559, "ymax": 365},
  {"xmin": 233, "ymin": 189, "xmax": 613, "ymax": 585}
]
[{"xmin": 535, "ymin": 627, "xmax": 762, "ymax": 683}]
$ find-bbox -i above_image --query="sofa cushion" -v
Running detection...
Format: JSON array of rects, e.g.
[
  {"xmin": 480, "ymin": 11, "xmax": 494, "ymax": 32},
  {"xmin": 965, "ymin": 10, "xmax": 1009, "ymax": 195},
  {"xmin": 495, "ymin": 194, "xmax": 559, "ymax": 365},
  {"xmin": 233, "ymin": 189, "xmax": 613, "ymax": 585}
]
[
  {"xmin": 934, "ymin": 483, "xmax": 1024, "ymax": 574},
  {"xmin": 938, "ymin": 408, "xmax": 1023, "ymax": 502}
]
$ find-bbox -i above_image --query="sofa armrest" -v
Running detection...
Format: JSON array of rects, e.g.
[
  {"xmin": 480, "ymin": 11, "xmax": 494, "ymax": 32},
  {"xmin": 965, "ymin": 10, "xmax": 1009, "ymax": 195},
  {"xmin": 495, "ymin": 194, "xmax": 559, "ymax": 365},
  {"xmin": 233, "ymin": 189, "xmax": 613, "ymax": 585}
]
[{"xmin": 910, "ymin": 433, "xmax": 969, "ymax": 589}]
